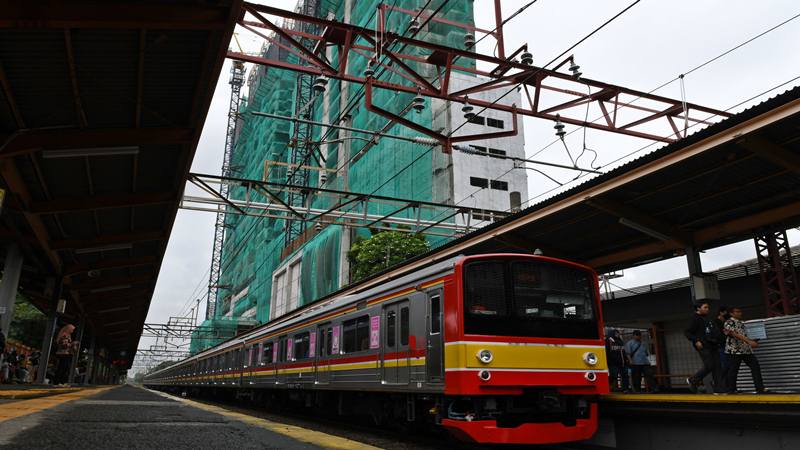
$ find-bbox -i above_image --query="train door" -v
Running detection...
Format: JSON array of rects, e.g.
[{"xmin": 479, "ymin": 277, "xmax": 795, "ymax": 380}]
[
  {"xmin": 426, "ymin": 291, "xmax": 444, "ymax": 382},
  {"xmin": 243, "ymin": 345, "xmax": 254, "ymax": 385},
  {"xmin": 276, "ymin": 336, "xmax": 288, "ymax": 384},
  {"xmin": 382, "ymin": 300, "xmax": 410, "ymax": 384},
  {"xmin": 316, "ymin": 324, "xmax": 331, "ymax": 384}
]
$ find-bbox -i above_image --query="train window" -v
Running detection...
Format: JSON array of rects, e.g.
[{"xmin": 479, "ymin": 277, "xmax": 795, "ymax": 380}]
[
  {"xmin": 262, "ymin": 342, "xmax": 274, "ymax": 364},
  {"xmin": 386, "ymin": 310, "xmax": 396, "ymax": 348},
  {"xmin": 294, "ymin": 332, "xmax": 310, "ymax": 360},
  {"xmin": 400, "ymin": 307, "xmax": 409, "ymax": 346},
  {"xmin": 319, "ymin": 327, "xmax": 333, "ymax": 356},
  {"xmin": 430, "ymin": 295, "xmax": 441, "ymax": 334},
  {"xmin": 463, "ymin": 260, "xmax": 598, "ymax": 339},
  {"xmin": 343, "ymin": 315, "xmax": 370, "ymax": 353}
]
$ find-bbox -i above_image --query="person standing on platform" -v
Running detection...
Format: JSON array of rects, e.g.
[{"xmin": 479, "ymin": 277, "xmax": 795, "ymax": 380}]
[
  {"xmin": 606, "ymin": 329, "xmax": 629, "ymax": 392},
  {"xmin": 624, "ymin": 330, "xmax": 658, "ymax": 393},
  {"xmin": 724, "ymin": 307, "xmax": 766, "ymax": 394},
  {"xmin": 54, "ymin": 324, "xmax": 76, "ymax": 386},
  {"xmin": 715, "ymin": 306, "xmax": 731, "ymax": 387},
  {"xmin": 684, "ymin": 301, "xmax": 725, "ymax": 394}
]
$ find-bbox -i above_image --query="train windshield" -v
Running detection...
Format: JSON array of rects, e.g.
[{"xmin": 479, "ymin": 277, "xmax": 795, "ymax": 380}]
[{"xmin": 463, "ymin": 260, "xmax": 599, "ymax": 339}]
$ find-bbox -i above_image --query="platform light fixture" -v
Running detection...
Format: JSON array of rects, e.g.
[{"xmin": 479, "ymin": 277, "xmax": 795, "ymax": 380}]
[
  {"xmin": 41, "ymin": 146, "xmax": 140, "ymax": 159},
  {"xmin": 74, "ymin": 243, "xmax": 133, "ymax": 255},
  {"xmin": 618, "ymin": 217, "xmax": 672, "ymax": 241},
  {"xmin": 89, "ymin": 284, "xmax": 132, "ymax": 294},
  {"xmin": 98, "ymin": 306, "xmax": 131, "ymax": 314}
]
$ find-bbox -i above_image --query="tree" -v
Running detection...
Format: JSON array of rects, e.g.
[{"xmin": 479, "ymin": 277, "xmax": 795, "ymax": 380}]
[
  {"xmin": 348, "ymin": 230, "xmax": 429, "ymax": 282},
  {"xmin": 8, "ymin": 295, "xmax": 46, "ymax": 347}
]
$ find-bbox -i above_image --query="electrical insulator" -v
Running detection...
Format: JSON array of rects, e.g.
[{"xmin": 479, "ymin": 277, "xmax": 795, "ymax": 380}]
[
  {"xmin": 462, "ymin": 97, "xmax": 475, "ymax": 120},
  {"xmin": 520, "ymin": 50, "xmax": 533, "ymax": 65},
  {"xmin": 569, "ymin": 59, "xmax": 582, "ymax": 80},
  {"xmin": 408, "ymin": 17, "xmax": 421, "ymax": 35},
  {"xmin": 319, "ymin": 172, "xmax": 327, "ymax": 184},
  {"xmin": 554, "ymin": 115, "xmax": 566, "ymax": 139},
  {"xmin": 464, "ymin": 33, "xmax": 475, "ymax": 49},
  {"xmin": 412, "ymin": 91, "xmax": 425, "ymax": 113},
  {"xmin": 314, "ymin": 222, "xmax": 323, "ymax": 231},
  {"xmin": 313, "ymin": 75, "xmax": 328, "ymax": 93},
  {"xmin": 363, "ymin": 60, "xmax": 375, "ymax": 78}
]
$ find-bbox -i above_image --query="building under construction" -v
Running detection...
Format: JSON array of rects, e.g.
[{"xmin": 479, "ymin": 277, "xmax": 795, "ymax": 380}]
[{"xmin": 191, "ymin": 0, "xmax": 529, "ymax": 352}]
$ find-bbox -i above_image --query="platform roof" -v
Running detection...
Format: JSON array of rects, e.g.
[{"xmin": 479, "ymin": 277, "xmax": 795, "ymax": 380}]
[
  {"xmin": 329, "ymin": 86, "xmax": 800, "ymax": 303},
  {"xmin": 0, "ymin": 1, "xmax": 242, "ymax": 367}
]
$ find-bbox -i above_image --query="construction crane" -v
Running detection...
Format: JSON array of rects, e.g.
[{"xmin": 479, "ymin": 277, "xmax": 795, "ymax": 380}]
[{"xmin": 206, "ymin": 39, "xmax": 246, "ymax": 319}]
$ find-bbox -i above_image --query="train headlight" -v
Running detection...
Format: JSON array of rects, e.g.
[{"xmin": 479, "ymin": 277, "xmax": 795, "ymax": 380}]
[
  {"xmin": 585, "ymin": 371, "xmax": 597, "ymax": 382},
  {"xmin": 478, "ymin": 370, "xmax": 491, "ymax": 381},
  {"xmin": 583, "ymin": 352, "xmax": 598, "ymax": 366},
  {"xmin": 476, "ymin": 349, "xmax": 493, "ymax": 364}
]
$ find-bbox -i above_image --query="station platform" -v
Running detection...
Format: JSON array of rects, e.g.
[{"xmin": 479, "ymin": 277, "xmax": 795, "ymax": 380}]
[
  {"xmin": 0, "ymin": 384, "xmax": 378, "ymax": 449},
  {"xmin": 590, "ymin": 392, "xmax": 800, "ymax": 450},
  {"xmin": 0, "ymin": 385, "xmax": 82, "ymax": 401}
]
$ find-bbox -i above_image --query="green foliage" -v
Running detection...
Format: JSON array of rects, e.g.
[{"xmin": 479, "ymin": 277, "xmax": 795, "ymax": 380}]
[
  {"xmin": 347, "ymin": 230, "xmax": 429, "ymax": 282},
  {"xmin": 8, "ymin": 295, "xmax": 46, "ymax": 347}
]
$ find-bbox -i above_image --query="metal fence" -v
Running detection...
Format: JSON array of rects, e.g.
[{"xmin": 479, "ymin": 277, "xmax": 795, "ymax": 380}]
[{"xmin": 738, "ymin": 315, "xmax": 800, "ymax": 392}]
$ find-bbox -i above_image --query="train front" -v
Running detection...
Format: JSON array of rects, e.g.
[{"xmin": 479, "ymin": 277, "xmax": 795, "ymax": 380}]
[{"xmin": 441, "ymin": 254, "xmax": 607, "ymax": 444}]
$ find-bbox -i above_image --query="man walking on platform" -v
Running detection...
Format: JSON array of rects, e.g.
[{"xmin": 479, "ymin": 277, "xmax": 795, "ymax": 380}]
[
  {"xmin": 684, "ymin": 302, "xmax": 725, "ymax": 394},
  {"xmin": 724, "ymin": 307, "xmax": 767, "ymax": 394}
]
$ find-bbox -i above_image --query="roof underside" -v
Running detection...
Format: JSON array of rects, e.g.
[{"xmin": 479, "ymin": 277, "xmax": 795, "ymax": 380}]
[{"xmin": 0, "ymin": 1, "xmax": 242, "ymax": 368}]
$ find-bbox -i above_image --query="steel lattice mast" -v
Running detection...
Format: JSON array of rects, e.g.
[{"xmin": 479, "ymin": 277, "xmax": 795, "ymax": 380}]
[{"xmin": 206, "ymin": 60, "xmax": 246, "ymax": 319}]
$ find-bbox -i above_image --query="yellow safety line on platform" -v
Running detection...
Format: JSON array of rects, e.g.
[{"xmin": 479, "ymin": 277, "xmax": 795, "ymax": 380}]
[
  {"xmin": 604, "ymin": 393, "xmax": 800, "ymax": 404},
  {"xmin": 149, "ymin": 389, "xmax": 379, "ymax": 450},
  {"xmin": 0, "ymin": 386, "xmax": 116, "ymax": 422},
  {"xmin": 0, "ymin": 387, "xmax": 81, "ymax": 399}
]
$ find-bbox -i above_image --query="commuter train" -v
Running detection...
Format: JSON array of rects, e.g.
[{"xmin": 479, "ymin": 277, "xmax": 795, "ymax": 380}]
[{"xmin": 144, "ymin": 254, "xmax": 608, "ymax": 444}]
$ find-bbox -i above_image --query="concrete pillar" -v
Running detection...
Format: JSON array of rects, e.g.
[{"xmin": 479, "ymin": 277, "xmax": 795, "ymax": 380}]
[
  {"xmin": 36, "ymin": 277, "xmax": 62, "ymax": 384},
  {"xmin": 68, "ymin": 318, "xmax": 85, "ymax": 383},
  {"xmin": 0, "ymin": 243, "xmax": 24, "ymax": 335}
]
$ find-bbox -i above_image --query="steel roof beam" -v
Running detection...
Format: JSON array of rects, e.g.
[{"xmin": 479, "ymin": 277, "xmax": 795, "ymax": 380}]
[
  {"xmin": 585, "ymin": 197, "xmax": 693, "ymax": 247},
  {"xmin": 28, "ymin": 191, "xmax": 174, "ymax": 214},
  {"xmin": 0, "ymin": 127, "xmax": 194, "ymax": 158},
  {"xmin": 739, "ymin": 135, "xmax": 800, "ymax": 173},
  {"xmin": 0, "ymin": 3, "xmax": 231, "ymax": 30},
  {"xmin": 64, "ymin": 255, "xmax": 158, "ymax": 276},
  {"xmin": 70, "ymin": 273, "xmax": 154, "ymax": 291},
  {"xmin": 49, "ymin": 230, "xmax": 164, "ymax": 251}
]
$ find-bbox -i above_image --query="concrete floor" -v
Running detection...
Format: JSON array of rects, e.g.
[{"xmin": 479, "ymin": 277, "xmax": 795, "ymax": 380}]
[{"xmin": 0, "ymin": 385, "xmax": 369, "ymax": 449}]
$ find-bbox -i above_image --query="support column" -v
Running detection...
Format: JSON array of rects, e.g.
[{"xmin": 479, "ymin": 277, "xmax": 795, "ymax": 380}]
[
  {"xmin": 36, "ymin": 277, "xmax": 62, "ymax": 384},
  {"xmin": 68, "ymin": 318, "xmax": 85, "ymax": 383},
  {"xmin": 685, "ymin": 246, "xmax": 703, "ymax": 277},
  {"xmin": 0, "ymin": 243, "xmax": 24, "ymax": 335},
  {"xmin": 83, "ymin": 333, "xmax": 95, "ymax": 385}
]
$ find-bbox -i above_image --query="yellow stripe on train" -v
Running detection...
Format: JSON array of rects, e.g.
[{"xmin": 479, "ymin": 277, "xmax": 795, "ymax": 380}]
[{"xmin": 444, "ymin": 342, "xmax": 607, "ymax": 371}]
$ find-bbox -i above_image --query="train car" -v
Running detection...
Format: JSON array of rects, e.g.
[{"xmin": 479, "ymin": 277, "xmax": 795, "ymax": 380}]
[{"xmin": 145, "ymin": 253, "xmax": 607, "ymax": 444}]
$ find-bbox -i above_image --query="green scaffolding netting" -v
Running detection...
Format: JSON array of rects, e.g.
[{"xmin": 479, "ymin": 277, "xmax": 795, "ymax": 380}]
[{"xmin": 191, "ymin": 0, "xmax": 475, "ymax": 353}]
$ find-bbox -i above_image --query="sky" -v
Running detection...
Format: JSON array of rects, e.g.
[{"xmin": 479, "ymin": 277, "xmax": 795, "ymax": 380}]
[{"xmin": 134, "ymin": 0, "xmax": 800, "ymax": 370}]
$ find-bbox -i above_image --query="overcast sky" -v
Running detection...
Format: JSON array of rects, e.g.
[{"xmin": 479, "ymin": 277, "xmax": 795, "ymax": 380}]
[{"xmin": 135, "ymin": 0, "xmax": 800, "ymax": 369}]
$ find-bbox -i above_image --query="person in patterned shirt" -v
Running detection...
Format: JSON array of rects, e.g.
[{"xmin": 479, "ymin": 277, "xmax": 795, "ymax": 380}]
[{"xmin": 724, "ymin": 307, "xmax": 766, "ymax": 393}]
